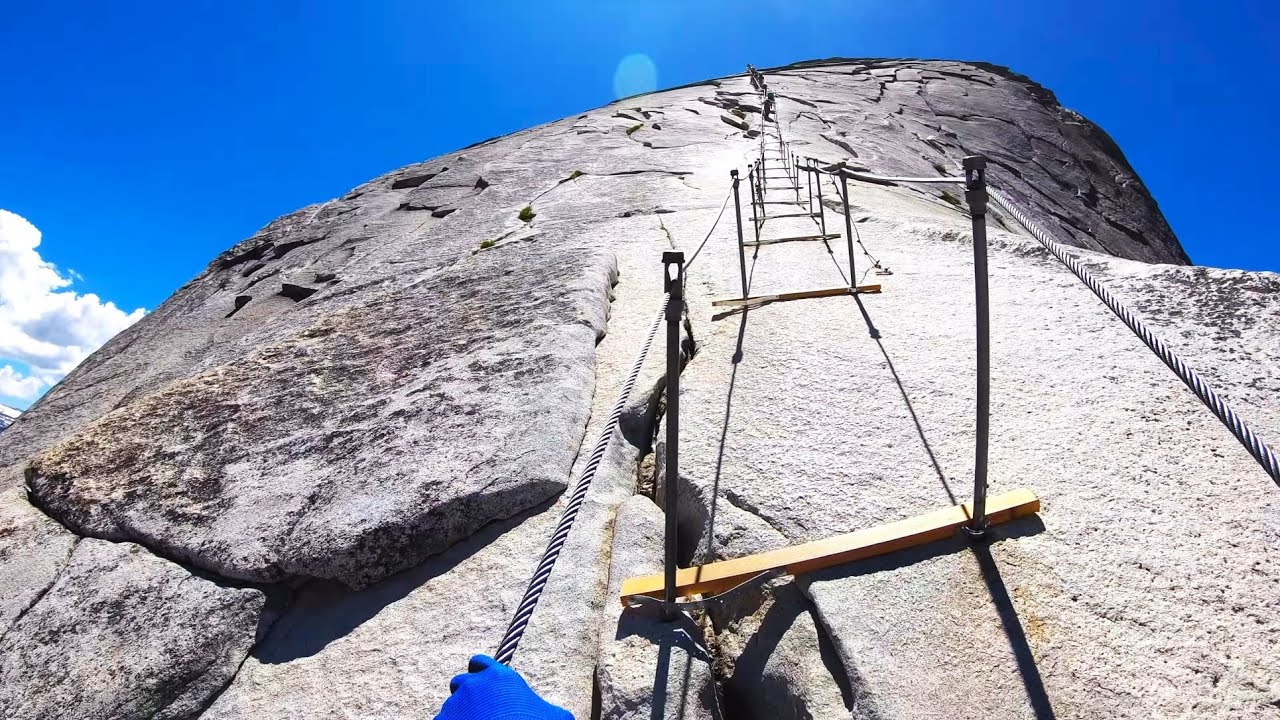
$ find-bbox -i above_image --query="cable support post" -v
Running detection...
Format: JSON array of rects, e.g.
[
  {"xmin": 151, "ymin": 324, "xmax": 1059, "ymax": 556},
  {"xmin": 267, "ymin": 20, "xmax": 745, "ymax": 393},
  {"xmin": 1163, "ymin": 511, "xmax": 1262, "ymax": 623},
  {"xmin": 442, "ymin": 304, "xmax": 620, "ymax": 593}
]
[
  {"xmin": 806, "ymin": 156, "xmax": 814, "ymax": 215},
  {"xmin": 752, "ymin": 160, "xmax": 765, "ymax": 229},
  {"xmin": 962, "ymin": 155, "xmax": 991, "ymax": 539},
  {"xmin": 792, "ymin": 150, "xmax": 801, "ymax": 202},
  {"xmin": 835, "ymin": 162, "xmax": 857, "ymax": 288},
  {"xmin": 814, "ymin": 159, "xmax": 828, "ymax": 241},
  {"xmin": 661, "ymin": 251, "xmax": 685, "ymax": 621},
  {"xmin": 730, "ymin": 170, "xmax": 749, "ymax": 297}
]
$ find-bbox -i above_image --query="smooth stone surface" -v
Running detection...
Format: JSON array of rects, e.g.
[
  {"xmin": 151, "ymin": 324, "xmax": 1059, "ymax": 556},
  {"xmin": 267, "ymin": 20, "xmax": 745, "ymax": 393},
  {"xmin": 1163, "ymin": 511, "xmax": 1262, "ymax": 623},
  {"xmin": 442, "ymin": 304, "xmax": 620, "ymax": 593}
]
[
  {"xmin": 0, "ymin": 538, "xmax": 264, "ymax": 720},
  {"xmin": 673, "ymin": 167, "xmax": 1280, "ymax": 717}
]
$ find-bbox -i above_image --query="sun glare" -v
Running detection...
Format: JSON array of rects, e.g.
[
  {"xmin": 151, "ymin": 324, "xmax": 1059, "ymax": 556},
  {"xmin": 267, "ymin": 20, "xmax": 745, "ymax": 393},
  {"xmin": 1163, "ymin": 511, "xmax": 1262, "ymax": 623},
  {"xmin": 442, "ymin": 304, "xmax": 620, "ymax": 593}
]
[{"xmin": 612, "ymin": 53, "xmax": 657, "ymax": 99}]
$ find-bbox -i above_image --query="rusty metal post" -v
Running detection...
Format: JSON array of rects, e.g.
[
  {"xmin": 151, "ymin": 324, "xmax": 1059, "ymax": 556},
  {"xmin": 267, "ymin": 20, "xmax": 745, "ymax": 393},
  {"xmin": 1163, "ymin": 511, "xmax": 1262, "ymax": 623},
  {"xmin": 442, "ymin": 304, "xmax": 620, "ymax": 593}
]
[{"xmin": 806, "ymin": 157, "xmax": 814, "ymax": 215}]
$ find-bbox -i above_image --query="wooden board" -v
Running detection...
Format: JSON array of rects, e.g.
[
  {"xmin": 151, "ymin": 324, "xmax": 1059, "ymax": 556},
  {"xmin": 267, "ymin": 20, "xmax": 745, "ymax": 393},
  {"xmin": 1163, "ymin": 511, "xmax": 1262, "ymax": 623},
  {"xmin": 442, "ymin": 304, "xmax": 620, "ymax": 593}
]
[
  {"xmin": 620, "ymin": 488, "xmax": 1040, "ymax": 603},
  {"xmin": 745, "ymin": 233, "xmax": 840, "ymax": 247},
  {"xmin": 760, "ymin": 201, "xmax": 804, "ymax": 205},
  {"xmin": 711, "ymin": 284, "xmax": 882, "ymax": 307},
  {"xmin": 753, "ymin": 212, "xmax": 818, "ymax": 220}
]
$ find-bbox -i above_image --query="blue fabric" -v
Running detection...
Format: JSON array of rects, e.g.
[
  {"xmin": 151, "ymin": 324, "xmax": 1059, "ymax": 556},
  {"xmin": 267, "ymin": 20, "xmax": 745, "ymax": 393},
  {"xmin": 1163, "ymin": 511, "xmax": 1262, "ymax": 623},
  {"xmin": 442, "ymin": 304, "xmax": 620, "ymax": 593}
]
[{"xmin": 434, "ymin": 655, "xmax": 574, "ymax": 720}]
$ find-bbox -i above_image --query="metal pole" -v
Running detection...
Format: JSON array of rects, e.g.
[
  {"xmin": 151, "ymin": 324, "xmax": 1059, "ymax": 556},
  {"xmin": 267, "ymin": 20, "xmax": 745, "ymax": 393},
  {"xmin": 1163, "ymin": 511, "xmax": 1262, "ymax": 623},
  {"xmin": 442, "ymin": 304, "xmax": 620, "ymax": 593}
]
[
  {"xmin": 748, "ymin": 166, "xmax": 759, "ymax": 226},
  {"xmin": 750, "ymin": 166, "xmax": 761, "ymax": 244},
  {"xmin": 839, "ymin": 163, "xmax": 857, "ymax": 288},
  {"xmin": 792, "ymin": 151, "xmax": 800, "ymax": 202},
  {"xmin": 814, "ymin": 162, "xmax": 827, "ymax": 240},
  {"xmin": 731, "ymin": 171, "xmax": 748, "ymax": 297},
  {"xmin": 759, "ymin": 138, "xmax": 767, "ymax": 195},
  {"xmin": 662, "ymin": 251, "xmax": 685, "ymax": 619},
  {"xmin": 806, "ymin": 157, "xmax": 814, "ymax": 215},
  {"xmin": 962, "ymin": 155, "xmax": 990, "ymax": 538}
]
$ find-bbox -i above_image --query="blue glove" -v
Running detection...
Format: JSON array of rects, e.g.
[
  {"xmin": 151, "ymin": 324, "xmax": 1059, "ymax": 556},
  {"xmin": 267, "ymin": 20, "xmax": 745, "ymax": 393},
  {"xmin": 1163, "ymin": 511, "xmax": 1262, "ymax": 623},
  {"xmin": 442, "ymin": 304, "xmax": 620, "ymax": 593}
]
[{"xmin": 434, "ymin": 655, "xmax": 573, "ymax": 720}]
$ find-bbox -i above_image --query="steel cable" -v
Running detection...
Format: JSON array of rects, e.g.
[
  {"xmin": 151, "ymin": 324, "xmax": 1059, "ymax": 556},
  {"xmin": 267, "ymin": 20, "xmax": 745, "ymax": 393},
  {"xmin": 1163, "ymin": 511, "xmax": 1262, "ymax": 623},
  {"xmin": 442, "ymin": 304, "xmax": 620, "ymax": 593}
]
[
  {"xmin": 496, "ymin": 184, "xmax": 734, "ymax": 663},
  {"xmin": 495, "ymin": 302, "xmax": 665, "ymax": 664},
  {"xmin": 989, "ymin": 187, "xmax": 1280, "ymax": 486}
]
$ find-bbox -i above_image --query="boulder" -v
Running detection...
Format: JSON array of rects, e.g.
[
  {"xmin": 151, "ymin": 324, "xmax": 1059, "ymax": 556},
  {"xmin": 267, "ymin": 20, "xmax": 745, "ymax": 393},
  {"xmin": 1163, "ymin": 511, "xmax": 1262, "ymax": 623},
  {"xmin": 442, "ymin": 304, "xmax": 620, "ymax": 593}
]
[
  {"xmin": 26, "ymin": 242, "xmax": 617, "ymax": 588},
  {"xmin": 721, "ymin": 114, "xmax": 750, "ymax": 132}
]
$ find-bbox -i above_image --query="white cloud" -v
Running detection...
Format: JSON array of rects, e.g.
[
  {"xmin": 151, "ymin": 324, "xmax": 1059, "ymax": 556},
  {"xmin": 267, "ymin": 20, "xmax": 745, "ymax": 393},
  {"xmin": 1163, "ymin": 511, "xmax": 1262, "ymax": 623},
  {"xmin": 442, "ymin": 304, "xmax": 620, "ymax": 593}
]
[
  {"xmin": 0, "ymin": 209, "xmax": 145, "ymax": 401},
  {"xmin": 0, "ymin": 365, "xmax": 46, "ymax": 401}
]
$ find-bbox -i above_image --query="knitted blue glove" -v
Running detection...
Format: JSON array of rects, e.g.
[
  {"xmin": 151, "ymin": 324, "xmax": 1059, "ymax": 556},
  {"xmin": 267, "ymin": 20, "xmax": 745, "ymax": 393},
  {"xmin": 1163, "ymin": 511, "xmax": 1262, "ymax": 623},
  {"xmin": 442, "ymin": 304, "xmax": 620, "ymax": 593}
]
[{"xmin": 434, "ymin": 655, "xmax": 573, "ymax": 720}]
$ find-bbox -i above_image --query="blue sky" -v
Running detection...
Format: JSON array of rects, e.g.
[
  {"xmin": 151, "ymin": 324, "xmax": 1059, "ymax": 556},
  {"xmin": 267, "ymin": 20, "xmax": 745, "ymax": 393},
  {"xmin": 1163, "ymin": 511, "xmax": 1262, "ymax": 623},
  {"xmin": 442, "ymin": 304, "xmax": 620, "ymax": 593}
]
[{"xmin": 0, "ymin": 0, "xmax": 1276, "ymax": 409}]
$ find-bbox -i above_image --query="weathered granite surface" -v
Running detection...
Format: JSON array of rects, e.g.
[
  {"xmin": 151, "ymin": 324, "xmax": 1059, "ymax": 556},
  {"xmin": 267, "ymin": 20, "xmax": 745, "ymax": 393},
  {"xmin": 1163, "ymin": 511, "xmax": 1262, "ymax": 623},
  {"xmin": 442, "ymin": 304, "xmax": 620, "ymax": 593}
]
[
  {"xmin": 0, "ymin": 59, "xmax": 1274, "ymax": 719},
  {"xmin": 26, "ymin": 240, "xmax": 616, "ymax": 587},
  {"xmin": 0, "ymin": 539, "xmax": 264, "ymax": 720},
  {"xmin": 0, "ymin": 489, "xmax": 76, "ymax": 638}
]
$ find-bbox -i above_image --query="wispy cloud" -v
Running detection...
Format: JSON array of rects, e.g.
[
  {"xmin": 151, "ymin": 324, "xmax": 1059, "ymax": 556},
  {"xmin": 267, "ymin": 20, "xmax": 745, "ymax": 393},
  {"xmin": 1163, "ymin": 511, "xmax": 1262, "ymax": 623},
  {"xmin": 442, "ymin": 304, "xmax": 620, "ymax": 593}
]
[{"xmin": 0, "ymin": 209, "xmax": 145, "ymax": 406}]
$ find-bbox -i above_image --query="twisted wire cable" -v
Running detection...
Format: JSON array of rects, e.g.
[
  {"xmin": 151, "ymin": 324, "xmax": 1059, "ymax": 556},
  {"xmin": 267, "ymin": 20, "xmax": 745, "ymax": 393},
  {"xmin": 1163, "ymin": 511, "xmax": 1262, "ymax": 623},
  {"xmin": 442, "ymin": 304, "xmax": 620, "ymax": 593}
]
[
  {"xmin": 495, "ymin": 302, "xmax": 665, "ymax": 664},
  {"xmin": 989, "ymin": 187, "xmax": 1279, "ymax": 486},
  {"xmin": 497, "ymin": 184, "xmax": 735, "ymax": 663}
]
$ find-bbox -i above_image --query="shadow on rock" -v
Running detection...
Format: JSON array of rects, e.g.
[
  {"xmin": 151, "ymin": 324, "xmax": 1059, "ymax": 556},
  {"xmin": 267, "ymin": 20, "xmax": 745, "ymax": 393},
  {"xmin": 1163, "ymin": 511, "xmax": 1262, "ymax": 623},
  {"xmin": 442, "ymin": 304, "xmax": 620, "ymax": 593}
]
[
  {"xmin": 253, "ymin": 497, "xmax": 556, "ymax": 664},
  {"xmin": 601, "ymin": 609, "xmax": 721, "ymax": 720}
]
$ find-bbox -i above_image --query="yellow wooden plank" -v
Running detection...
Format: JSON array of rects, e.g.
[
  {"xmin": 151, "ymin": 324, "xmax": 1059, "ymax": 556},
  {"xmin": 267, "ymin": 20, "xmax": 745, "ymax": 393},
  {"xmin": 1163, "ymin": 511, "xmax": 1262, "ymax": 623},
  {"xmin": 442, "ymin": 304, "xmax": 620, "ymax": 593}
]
[
  {"xmin": 711, "ymin": 284, "xmax": 882, "ymax": 307},
  {"xmin": 620, "ymin": 488, "xmax": 1040, "ymax": 604}
]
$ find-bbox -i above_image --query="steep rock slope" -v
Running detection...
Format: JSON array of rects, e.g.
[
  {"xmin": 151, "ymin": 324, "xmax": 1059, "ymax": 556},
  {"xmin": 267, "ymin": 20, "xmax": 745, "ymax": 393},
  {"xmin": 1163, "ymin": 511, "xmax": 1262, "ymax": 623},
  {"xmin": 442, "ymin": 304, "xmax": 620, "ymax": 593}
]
[{"xmin": 0, "ymin": 59, "xmax": 1276, "ymax": 719}]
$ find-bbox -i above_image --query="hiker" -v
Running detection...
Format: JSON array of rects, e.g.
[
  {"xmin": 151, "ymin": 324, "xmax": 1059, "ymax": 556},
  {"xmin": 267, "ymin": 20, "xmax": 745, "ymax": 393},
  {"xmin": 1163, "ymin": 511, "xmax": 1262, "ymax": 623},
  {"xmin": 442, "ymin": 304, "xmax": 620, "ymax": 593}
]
[
  {"xmin": 764, "ymin": 91, "xmax": 776, "ymax": 121},
  {"xmin": 434, "ymin": 655, "xmax": 572, "ymax": 720}
]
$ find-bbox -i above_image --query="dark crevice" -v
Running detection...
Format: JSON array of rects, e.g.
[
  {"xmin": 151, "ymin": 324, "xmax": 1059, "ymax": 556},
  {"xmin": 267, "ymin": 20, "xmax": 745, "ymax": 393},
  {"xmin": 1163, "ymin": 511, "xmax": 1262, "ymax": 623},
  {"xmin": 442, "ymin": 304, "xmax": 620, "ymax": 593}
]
[
  {"xmin": 270, "ymin": 238, "xmax": 320, "ymax": 261},
  {"xmin": 278, "ymin": 284, "xmax": 319, "ymax": 302},
  {"xmin": 225, "ymin": 295, "xmax": 252, "ymax": 319},
  {"xmin": 618, "ymin": 208, "xmax": 675, "ymax": 218},
  {"xmin": 219, "ymin": 243, "xmax": 275, "ymax": 270},
  {"xmin": 794, "ymin": 110, "xmax": 833, "ymax": 128},
  {"xmin": 777, "ymin": 93, "xmax": 817, "ymax": 108},
  {"xmin": 242, "ymin": 268, "xmax": 281, "ymax": 291},
  {"xmin": 820, "ymin": 133, "xmax": 860, "ymax": 158},
  {"xmin": 390, "ymin": 168, "xmax": 446, "ymax": 190},
  {"xmin": 1100, "ymin": 212, "xmax": 1153, "ymax": 248}
]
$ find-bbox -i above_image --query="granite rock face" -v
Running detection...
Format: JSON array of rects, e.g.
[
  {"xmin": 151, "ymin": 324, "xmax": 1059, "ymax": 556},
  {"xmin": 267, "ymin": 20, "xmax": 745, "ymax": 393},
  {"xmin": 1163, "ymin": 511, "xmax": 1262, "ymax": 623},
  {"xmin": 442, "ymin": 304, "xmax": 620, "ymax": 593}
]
[
  {"xmin": 26, "ymin": 241, "xmax": 616, "ymax": 587},
  {"xmin": 0, "ymin": 58, "xmax": 1275, "ymax": 719},
  {"xmin": 0, "ymin": 539, "xmax": 264, "ymax": 720},
  {"xmin": 597, "ymin": 497, "xmax": 724, "ymax": 720},
  {"xmin": 766, "ymin": 58, "xmax": 1186, "ymax": 265},
  {"xmin": 0, "ymin": 490, "xmax": 77, "ymax": 637}
]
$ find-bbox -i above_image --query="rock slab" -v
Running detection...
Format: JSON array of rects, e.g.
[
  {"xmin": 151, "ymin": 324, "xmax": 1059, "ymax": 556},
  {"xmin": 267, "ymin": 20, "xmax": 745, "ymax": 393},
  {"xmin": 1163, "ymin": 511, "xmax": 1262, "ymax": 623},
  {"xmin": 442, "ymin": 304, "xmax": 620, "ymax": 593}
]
[
  {"xmin": 27, "ymin": 243, "xmax": 617, "ymax": 588},
  {"xmin": 0, "ymin": 538, "xmax": 264, "ymax": 720}
]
